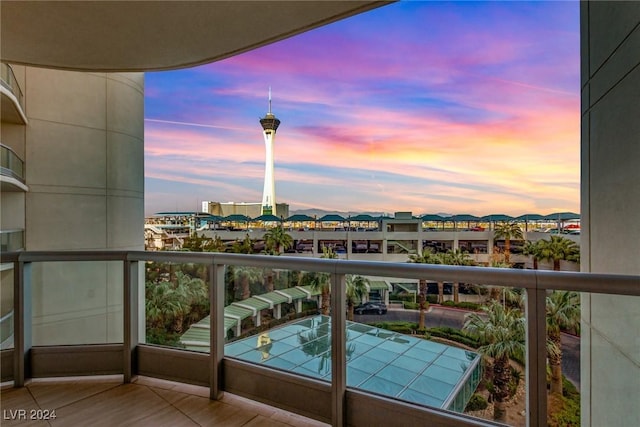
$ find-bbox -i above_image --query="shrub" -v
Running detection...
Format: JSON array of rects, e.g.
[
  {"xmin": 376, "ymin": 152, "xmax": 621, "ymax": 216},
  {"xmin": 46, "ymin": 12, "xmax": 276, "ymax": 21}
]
[
  {"xmin": 403, "ymin": 301, "xmax": 420, "ymax": 310},
  {"xmin": 465, "ymin": 394, "xmax": 488, "ymax": 411},
  {"xmin": 371, "ymin": 321, "xmax": 419, "ymax": 334},
  {"xmin": 426, "ymin": 295, "xmax": 438, "ymax": 304},
  {"xmin": 427, "ymin": 326, "xmax": 480, "ymax": 348},
  {"xmin": 441, "ymin": 300, "xmax": 481, "ymax": 310},
  {"xmin": 389, "ymin": 293, "xmax": 416, "ymax": 303}
]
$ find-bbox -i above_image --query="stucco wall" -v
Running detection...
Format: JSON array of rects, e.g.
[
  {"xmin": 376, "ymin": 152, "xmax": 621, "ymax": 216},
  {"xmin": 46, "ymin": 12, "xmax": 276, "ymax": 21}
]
[
  {"xmin": 18, "ymin": 67, "xmax": 144, "ymax": 344},
  {"xmin": 580, "ymin": 2, "xmax": 640, "ymax": 426}
]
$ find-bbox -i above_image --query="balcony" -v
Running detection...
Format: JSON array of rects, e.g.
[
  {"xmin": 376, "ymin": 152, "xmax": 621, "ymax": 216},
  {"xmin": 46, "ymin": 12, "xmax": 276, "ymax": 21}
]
[
  {"xmin": 0, "ymin": 230, "xmax": 24, "ymax": 252},
  {"xmin": 0, "ymin": 63, "xmax": 27, "ymax": 124},
  {"xmin": 0, "ymin": 251, "xmax": 638, "ymax": 426},
  {"xmin": 0, "ymin": 144, "xmax": 27, "ymax": 192}
]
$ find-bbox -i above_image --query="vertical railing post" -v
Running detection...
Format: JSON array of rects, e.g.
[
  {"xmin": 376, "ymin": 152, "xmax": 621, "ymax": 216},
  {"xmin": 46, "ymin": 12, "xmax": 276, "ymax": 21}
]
[
  {"xmin": 13, "ymin": 260, "xmax": 31, "ymax": 387},
  {"xmin": 210, "ymin": 261, "xmax": 225, "ymax": 400},
  {"xmin": 330, "ymin": 270, "xmax": 346, "ymax": 427},
  {"xmin": 526, "ymin": 286, "xmax": 548, "ymax": 427},
  {"xmin": 123, "ymin": 259, "xmax": 139, "ymax": 383}
]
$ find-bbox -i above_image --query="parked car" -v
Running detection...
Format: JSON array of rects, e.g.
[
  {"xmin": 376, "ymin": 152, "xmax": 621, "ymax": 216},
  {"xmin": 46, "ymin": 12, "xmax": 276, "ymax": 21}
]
[{"xmin": 354, "ymin": 301, "xmax": 388, "ymax": 315}]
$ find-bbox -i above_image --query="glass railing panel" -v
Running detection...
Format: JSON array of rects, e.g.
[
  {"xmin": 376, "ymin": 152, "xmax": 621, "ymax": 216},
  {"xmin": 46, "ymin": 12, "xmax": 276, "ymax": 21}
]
[
  {"xmin": 350, "ymin": 278, "xmax": 529, "ymax": 425},
  {"xmin": 221, "ymin": 266, "xmax": 331, "ymax": 381},
  {"xmin": 578, "ymin": 292, "xmax": 639, "ymax": 426},
  {"xmin": 0, "ymin": 63, "xmax": 25, "ymax": 110},
  {"xmin": 0, "ymin": 230, "xmax": 25, "ymax": 252},
  {"xmin": 1, "ymin": 144, "xmax": 25, "ymax": 181},
  {"xmin": 144, "ymin": 261, "xmax": 210, "ymax": 350},
  {"xmin": 1, "ymin": 264, "xmax": 15, "ymax": 349},
  {"xmin": 31, "ymin": 261, "xmax": 123, "ymax": 345}
]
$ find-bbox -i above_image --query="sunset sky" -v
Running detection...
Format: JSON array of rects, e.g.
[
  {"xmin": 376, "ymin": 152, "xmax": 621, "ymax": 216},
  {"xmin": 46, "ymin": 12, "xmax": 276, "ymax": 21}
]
[{"xmin": 144, "ymin": 1, "xmax": 580, "ymax": 217}]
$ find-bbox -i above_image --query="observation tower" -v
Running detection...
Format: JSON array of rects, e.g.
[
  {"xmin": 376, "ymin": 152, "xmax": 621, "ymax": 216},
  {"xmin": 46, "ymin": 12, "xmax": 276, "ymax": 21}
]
[{"xmin": 260, "ymin": 88, "xmax": 281, "ymax": 215}]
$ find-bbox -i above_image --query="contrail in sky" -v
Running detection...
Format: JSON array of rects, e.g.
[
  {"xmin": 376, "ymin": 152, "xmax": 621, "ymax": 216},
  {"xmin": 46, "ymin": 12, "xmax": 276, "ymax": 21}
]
[{"xmin": 145, "ymin": 118, "xmax": 248, "ymax": 131}]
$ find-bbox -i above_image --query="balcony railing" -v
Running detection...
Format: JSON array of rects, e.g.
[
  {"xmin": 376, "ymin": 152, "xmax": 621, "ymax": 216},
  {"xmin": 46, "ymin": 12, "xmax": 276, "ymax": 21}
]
[
  {"xmin": 0, "ymin": 230, "xmax": 24, "ymax": 252},
  {"xmin": 0, "ymin": 63, "xmax": 25, "ymax": 111},
  {"xmin": 0, "ymin": 144, "xmax": 25, "ymax": 182},
  {"xmin": 1, "ymin": 250, "xmax": 638, "ymax": 426}
]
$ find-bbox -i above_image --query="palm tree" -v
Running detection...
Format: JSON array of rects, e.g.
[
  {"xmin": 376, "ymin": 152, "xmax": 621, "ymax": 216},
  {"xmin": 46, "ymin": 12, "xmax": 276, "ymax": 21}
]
[
  {"xmin": 463, "ymin": 301, "xmax": 526, "ymax": 422},
  {"xmin": 233, "ymin": 265, "xmax": 263, "ymax": 300},
  {"xmin": 263, "ymin": 225, "xmax": 293, "ymax": 254},
  {"xmin": 232, "ymin": 234, "xmax": 255, "ymax": 254},
  {"xmin": 408, "ymin": 249, "xmax": 440, "ymax": 329},
  {"xmin": 494, "ymin": 221, "xmax": 524, "ymax": 264},
  {"xmin": 262, "ymin": 225, "xmax": 293, "ymax": 292},
  {"xmin": 346, "ymin": 275, "xmax": 368, "ymax": 321},
  {"xmin": 522, "ymin": 240, "xmax": 541, "ymax": 270},
  {"xmin": 145, "ymin": 280, "xmax": 183, "ymax": 330},
  {"xmin": 302, "ymin": 246, "xmax": 336, "ymax": 315},
  {"xmin": 537, "ymin": 235, "xmax": 580, "ymax": 270},
  {"xmin": 546, "ymin": 291, "xmax": 580, "ymax": 395},
  {"xmin": 171, "ymin": 271, "xmax": 207, "ymax": 333},
  {"xmin": 443, "ymin": 249, "xmax": 474, "ymax": 303}
]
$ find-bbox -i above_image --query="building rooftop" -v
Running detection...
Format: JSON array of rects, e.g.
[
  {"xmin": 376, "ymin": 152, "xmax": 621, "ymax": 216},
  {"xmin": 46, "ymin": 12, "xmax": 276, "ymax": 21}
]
[{"xmin": 224, "ymin": 315, "xmax": 481, "ymax": 412}]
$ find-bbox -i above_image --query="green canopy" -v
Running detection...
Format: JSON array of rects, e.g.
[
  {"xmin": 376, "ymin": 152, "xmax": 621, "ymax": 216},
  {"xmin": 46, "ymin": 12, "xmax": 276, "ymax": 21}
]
[
  {"xmin": 224, "ymin": 214, "xmax": 251, "ymax": 222},
  {"xmin": 421, "ymin": 214, "xmax": 446, "ymax": 221},
  {"xmin": 253, "ymin": 214, "xmax": 282, "ymax": 222},
  {"xmin": 480, "ymin": 214, "xmax": 514, "ymax": 222},
  {"xmin": 348, "ymin": 214, "xmax": 377, "ymax": 221},
  {"xmin": 451, "ymin": 214, "xmax": 480, "ymax": 222},
  {"xmin": 544, "ymin": 212, "xmax": 580, "ymax": 221},
  {"xmin": 318, "ymin": 214, "xmax": 346, "ymax": 222},
  {"xmin": 285, "ymin": 214, "xmax": 315, "ymax": 222},
  {"xmin": 514, "ymin": 214, "xmax": 546, "ymax": 221}
]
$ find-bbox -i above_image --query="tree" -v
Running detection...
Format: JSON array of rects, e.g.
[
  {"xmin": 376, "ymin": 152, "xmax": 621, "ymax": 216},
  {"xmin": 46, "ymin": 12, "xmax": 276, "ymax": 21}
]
[
  {"xmin": 145, "ymin": 271, "xmax": 208, "ymax": 343},
  {"xmin": 232, "ymin": 234, "xmax": 255, "ymax": 254},
  {"xmin": 537, "ymin": 235, "xmax": 580, "ymax": 271},
  {"xmin": 463, "ymin": 301, "xmax": 526, "ymax": 422},
  {"xmin": 181, "ymin": 232, "xmax": 210, "ymax": 252},
  {"xmin": 494, "ymin": 221, "xmax": 524, "ymax": 264},
  {"xmin": 263, "ymin": 225, "xmax": 293, "ymax": 254},
  {"xmin": 206, "ymin": 235, "xmax": 227, "ymax": 252},
  {"xmin": 262, "ymin": 225, "xmax": 293, "ymax": 292},
  {"xmin": 442, "ymin": 249, "xmax": 474, "ymax": 303},
  {"xmin": 302, "ymin": 246, "xmax": 336, "ymax": 315},
  {"xmin": 523, "ymin": 240, "xmax": 542, "ymax": 270},
  {"xmin": 146, "ymin": 281, "xmax": 183, "ymax": 330},
  {"xmin": 233, "ymin": 265, "xmax": 263, "ymax": 300},
  {"xmin": 546, "ymin": 291, "xmax": 580, "ymax": 395},
  {"xmin": 408, "ymin": 249, "xmax": 441, "ymax": 329},
  {"xmin": 346, "ymin": 275, "xmax": 368, "ymax": 321}
]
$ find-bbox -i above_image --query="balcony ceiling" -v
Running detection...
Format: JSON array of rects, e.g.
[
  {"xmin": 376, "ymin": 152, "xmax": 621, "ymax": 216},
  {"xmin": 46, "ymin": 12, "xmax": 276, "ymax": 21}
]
[{"xmin": 1, "ymin": 1, "xmax": 390, "ymax": 72}]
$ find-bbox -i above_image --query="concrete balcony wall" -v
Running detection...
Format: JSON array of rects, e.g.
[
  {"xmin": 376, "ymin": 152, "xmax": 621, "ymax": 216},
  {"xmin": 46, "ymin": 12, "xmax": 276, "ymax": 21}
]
[
  {"xmin": 17, "ymin": 67, "xmax": 144, "ymax": 345},
  {"xmin": 580, "ymin": 2, "xmax": 640, "ymax": 426}
]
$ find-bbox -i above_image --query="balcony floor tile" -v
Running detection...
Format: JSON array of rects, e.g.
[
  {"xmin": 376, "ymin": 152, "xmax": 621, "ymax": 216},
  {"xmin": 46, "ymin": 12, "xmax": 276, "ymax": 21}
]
[{"xmin": 0, "ymin": 376, "xmax": 329, "ymax": 427}]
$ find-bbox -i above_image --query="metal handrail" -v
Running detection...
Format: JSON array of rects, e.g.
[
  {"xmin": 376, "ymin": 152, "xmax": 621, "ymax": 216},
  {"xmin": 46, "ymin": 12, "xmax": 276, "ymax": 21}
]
[
  {"xmin": 4, "ymin": 250, "xmax": 638, "ymax": 295},
  {"xmin": 3, "ymin": 250, "xmax": 639, "ymax": 427},
  {"xmin": 0, "ymin": 63, "xmax": 25, "ymax": 111},
  {"xmin": 0, "ymin": 144, "xmax": 25, "ymax": 182},
  {"xmin": 0, "ymin": 231, "xmax": 25, "ymax": 252}
]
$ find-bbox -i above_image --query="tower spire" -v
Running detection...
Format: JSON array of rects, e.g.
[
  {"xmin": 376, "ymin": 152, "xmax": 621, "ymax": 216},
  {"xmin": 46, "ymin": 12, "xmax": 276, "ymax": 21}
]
[{"xmin": 260, "ymin": 88, "xmax": 280, "ymax": 216}]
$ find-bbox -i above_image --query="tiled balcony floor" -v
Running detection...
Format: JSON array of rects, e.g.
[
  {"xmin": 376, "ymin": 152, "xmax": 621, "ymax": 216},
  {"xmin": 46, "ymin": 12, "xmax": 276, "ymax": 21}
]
[{"xmin": 0, "ymin": 376, "xmax": 329, "ymax": 427}]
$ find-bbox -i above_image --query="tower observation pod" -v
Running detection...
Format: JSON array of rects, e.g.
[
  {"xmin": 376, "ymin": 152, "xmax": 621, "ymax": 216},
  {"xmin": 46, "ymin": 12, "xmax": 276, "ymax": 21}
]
[{"xmin": 260, "ymin": 88, "xmax": 281, "ymax": 216}]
